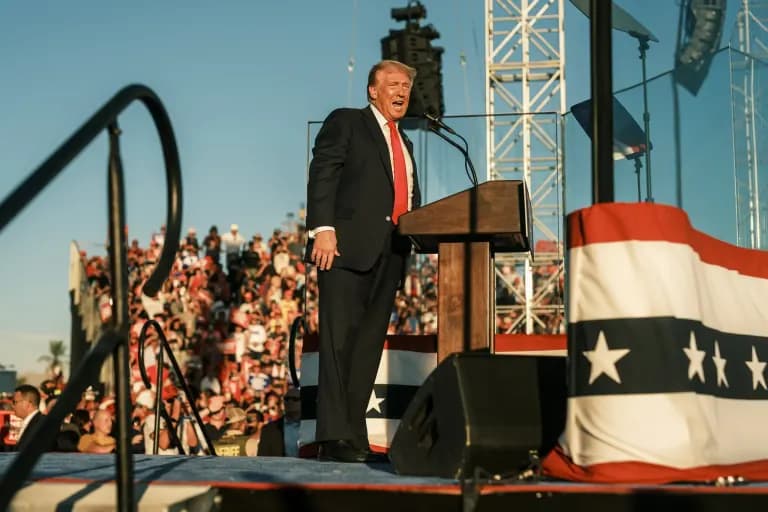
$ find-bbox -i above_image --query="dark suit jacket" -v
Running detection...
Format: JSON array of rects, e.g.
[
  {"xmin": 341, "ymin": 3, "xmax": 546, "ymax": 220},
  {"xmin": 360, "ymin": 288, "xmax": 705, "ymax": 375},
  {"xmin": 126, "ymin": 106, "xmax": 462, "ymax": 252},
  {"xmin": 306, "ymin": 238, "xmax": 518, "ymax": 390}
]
[
  {"xmin": 306, "ymin": 106, "xmax": 422, "ymax": 272},
  {"xmin": 15, "ymin": 412, "xmax": 45, "ymax": 452},
  {"xmin": 256, "ymin": 418, "xmax": 285, "ymax": 457}
]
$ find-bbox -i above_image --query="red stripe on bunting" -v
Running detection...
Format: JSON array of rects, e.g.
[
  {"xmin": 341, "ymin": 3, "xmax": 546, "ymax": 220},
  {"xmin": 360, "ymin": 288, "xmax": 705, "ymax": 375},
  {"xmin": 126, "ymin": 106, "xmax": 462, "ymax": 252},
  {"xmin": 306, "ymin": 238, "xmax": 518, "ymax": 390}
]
[
  {"xmin": 567, "ymin": 202, "xmax": 768, "ymax": 279},
  {"xmin": 494, "ymin": 334, "xmax": 566, "ymax": 353},
  {"xmin": 542, "ymin": 446, "xmax": 768, "ymax": 484}
]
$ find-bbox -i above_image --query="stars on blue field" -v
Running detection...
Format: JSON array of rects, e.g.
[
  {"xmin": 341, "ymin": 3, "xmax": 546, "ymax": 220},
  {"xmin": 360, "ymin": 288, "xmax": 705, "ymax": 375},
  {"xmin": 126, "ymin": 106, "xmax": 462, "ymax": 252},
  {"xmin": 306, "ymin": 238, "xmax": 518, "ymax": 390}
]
[
  {"xmin": 582, "ymin": 331, "xmax": 630, "ymax": 385},
  {"xmin": 580, "ymin": 329, "xmax": 768, "ymax": 395}
]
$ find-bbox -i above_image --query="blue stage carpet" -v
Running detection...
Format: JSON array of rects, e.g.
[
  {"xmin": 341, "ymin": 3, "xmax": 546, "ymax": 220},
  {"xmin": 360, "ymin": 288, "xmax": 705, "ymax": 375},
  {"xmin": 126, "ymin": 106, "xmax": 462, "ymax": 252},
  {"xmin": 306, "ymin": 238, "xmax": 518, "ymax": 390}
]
[
  {"xmin": 0, "ymin": 453, "xmax": 457, "ymax": 490},
  {"xmin": 6, "ymin": 452, "xmax": 768, "ymax": 512}
]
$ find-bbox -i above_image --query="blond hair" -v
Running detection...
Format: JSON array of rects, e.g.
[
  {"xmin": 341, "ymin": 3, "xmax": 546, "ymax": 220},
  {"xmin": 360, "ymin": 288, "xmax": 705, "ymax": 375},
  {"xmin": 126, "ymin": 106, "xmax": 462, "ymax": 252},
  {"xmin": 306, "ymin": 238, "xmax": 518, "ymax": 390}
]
[{"xmin": 366, "ymin": 60, "xmax": 417, "ymax": 101}]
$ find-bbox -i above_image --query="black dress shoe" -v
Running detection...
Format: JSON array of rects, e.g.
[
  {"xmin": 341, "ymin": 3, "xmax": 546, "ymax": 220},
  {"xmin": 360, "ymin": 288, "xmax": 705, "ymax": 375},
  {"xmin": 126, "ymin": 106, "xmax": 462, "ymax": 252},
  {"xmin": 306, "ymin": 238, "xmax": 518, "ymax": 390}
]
[{"xmin": 318, "ymin": 440, "xmax": 367, "ymax": 463}]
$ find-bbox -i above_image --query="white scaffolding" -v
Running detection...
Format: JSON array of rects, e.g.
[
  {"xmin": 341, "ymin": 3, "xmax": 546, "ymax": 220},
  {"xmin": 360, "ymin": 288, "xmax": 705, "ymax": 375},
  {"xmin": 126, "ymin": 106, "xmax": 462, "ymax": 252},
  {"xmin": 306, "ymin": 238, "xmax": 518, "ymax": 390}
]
[
  {"xmin": 484, "ymin": 0, "xmax": 567, "ymax": 335},
  {"xmin": 732, "ymin": 0, "xmax": 768, "ymax": 249}
]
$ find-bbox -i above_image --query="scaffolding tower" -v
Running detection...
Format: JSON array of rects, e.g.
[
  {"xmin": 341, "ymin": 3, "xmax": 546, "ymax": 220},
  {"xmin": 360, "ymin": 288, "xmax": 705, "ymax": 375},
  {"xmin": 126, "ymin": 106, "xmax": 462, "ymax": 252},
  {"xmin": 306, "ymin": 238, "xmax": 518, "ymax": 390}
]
[
  {"xmin": 732, "ymin": 0, "xmax": 768, "ymax": 249},
  {"xmin": 485, "ymin": 0, "xmax": 567, "ymax": 335}
]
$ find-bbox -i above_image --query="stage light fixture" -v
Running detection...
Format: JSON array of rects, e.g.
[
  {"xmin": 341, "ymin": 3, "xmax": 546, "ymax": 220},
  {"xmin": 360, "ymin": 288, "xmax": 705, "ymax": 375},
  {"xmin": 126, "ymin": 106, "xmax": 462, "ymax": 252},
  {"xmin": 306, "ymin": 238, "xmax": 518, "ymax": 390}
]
[
  {"xmin": 391, "ymin": 2, "xmax": 427, "ymax": 23},
  {"xmin": 381, "ymin": 1, "xmax": 445, "ymax": 119},
  {"xmin": 675, "ymin": 0, "xmax": 728, "ymax": 95}
]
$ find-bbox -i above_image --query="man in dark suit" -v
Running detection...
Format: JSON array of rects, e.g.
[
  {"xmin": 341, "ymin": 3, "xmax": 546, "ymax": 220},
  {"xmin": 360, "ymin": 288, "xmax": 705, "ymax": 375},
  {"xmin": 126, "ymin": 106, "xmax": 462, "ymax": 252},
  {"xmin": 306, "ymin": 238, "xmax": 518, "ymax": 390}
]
[
  {"xmin": 307, "ymin": 60, "xmax": 421, "ymax": 462},
  {"xmin": 12, "ymin": 384, "xmax": 45, "ymax": 452}
]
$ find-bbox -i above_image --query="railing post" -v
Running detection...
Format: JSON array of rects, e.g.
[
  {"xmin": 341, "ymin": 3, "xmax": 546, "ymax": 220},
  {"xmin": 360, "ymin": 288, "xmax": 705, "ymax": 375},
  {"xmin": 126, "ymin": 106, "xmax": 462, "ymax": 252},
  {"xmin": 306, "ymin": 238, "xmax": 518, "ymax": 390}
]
[
  {"xmin": 137, "ymin": 319, "xmax": 217, "ymax": 455},
  {"xmin": 152, "ymin": 345, "xmax": 164, "ymax": 455},
  {"xmin": 108, "ymin": 121, "xmax": 135, "ymax": 512},
  {"xmin": 0, "ymin": 85, "xmax": 183, "ymax": 508},
  {"xmin": 590, "ymin": 0, "xmax": 614, "ymax": 204}
]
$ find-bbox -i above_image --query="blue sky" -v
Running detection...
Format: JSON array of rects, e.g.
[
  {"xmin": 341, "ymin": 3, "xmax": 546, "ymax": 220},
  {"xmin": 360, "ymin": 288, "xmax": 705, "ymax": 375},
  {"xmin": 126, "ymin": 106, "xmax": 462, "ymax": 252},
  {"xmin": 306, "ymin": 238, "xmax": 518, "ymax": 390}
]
[{"xmin": 0, "ymin": 1, "xmax": 741, "ymax": 375}]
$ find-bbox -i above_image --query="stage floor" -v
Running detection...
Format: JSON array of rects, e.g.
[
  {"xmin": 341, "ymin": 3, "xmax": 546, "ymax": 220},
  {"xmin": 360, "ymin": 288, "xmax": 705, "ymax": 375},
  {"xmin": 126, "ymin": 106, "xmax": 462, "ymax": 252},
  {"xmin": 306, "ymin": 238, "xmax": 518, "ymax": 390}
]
[{"xmin": 4, "ymin": 453, "xmax": 768, "ymax": 511}]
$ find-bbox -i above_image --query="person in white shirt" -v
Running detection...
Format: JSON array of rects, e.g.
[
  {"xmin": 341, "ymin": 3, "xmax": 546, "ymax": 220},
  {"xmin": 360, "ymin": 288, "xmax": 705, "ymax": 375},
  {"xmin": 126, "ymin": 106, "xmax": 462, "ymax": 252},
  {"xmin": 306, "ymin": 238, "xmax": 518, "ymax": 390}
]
[{"xmin": 221, "ymin": 223, "xmax": 245, "ymax": 270}]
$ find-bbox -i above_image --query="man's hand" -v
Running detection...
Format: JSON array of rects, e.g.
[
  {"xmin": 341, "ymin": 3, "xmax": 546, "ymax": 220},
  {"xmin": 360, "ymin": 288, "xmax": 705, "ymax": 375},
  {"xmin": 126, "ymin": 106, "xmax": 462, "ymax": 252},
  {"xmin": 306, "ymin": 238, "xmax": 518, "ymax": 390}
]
[{"xmin": 312, "ymin": 230, "xmax": 341, "ymax": 271}]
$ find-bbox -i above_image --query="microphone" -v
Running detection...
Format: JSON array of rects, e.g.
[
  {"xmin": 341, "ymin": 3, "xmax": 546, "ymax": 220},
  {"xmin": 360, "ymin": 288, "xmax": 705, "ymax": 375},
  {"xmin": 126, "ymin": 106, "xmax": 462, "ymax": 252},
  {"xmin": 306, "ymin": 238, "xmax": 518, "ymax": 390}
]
[
  {"xmin": 423, "ymin": 113, "xmax": 479, "ymax": 187},
  {"xmin": 424, "ymin": 112, "xmax": 458, "ymax": 136}
]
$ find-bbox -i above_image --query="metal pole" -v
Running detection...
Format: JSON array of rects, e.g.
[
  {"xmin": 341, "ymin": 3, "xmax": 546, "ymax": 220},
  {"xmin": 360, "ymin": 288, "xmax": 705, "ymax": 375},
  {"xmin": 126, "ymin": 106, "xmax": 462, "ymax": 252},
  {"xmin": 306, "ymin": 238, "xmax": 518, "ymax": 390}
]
[
  {"xmin": 634, "ymin": 157, "xmax": 642, "ymax": 202},
  {"xmin": 590, "ymin": 0, "xmax": 614, "ymax": 203},
  {"xmin": 108, "ymin": 122, "xmax": 135, "ymax": 512},
  {"xmin": 640, "ymin": 39, "xmax": 654, "ymax": 202},
  {"xmin": 0, "ymin": 84, "xmax": 182, "ymax": 508},
  {"xmin": 673, "ymin": 2, "xmax": 686, "ymax": 209},
  {"xmin": 153, "ymin": 347, "xmax": 164, "ymax": 455}
]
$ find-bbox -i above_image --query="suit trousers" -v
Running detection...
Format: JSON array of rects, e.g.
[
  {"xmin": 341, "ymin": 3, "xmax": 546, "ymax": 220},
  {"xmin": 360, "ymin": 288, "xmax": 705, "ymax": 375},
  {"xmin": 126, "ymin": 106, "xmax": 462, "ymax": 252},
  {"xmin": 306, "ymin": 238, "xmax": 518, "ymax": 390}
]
[{"xmin": 315, "ymin": 238, "xmax": 404, "ymax": 450}]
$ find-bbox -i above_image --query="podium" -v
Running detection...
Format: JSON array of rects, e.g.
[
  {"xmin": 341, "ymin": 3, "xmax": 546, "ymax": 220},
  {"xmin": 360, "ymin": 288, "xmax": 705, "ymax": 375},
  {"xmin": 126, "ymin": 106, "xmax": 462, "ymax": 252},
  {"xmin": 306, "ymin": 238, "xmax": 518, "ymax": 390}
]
[{"xmin": 398, "ymin": 180, "xmax": 531, "ymax": 362}]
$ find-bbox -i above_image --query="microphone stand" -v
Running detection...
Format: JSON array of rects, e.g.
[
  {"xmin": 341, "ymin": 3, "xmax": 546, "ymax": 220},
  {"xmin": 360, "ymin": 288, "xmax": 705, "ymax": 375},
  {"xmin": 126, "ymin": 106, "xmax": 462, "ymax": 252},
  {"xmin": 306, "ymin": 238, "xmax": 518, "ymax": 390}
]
[
  {"xmin": 424, "ymin": 117, "xmax": 480, "ymax": 354},
  {"xmin": 426, "ymin": 123, "xmax": 479, "ymax": 188},
  {"xmin": 633, "ymin": 32, "xmax": 654, "ymax": 202}
]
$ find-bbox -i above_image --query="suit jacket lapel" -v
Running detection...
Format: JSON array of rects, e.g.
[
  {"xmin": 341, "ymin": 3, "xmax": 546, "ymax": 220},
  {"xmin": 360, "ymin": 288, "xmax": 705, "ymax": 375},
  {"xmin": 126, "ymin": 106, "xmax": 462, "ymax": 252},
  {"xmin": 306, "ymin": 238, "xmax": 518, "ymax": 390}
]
[{"xmin": 361, "ymin": 106, "xmax": 394, "ymax": 187}]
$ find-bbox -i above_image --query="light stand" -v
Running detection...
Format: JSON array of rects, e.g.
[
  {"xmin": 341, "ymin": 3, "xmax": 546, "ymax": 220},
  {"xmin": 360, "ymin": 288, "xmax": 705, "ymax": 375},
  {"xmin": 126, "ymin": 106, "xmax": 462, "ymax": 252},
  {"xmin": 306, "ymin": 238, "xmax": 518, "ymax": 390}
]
[
  {"xmin": 570, "ymin": 96, "xmax": 648, "ymax": 203},
  {"xmin": 570, "ymin": 0, "xmax": 658, "ymax": 202},
  {"xmin": 631, "ymin": 154, "xmax": 643, "ymax": 202},
  {"xmin": 634, "ymin": 33, "xmax": 654, "ymax": 202}
]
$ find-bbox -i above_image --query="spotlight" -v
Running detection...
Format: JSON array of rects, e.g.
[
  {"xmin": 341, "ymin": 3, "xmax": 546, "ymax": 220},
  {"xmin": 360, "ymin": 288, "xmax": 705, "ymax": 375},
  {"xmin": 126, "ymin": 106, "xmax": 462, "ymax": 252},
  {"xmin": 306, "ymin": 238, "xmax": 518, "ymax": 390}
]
[
  {"xmin": 391, "ymin": 1, "xmax": 427, "ymax": 23},
  {"xmin": 381, "ymin": 1, "xmax": 445, "ymax": 119},
  {"xmin": 675, "ymin": 0, "xmax": 727, "ymax": 95}
]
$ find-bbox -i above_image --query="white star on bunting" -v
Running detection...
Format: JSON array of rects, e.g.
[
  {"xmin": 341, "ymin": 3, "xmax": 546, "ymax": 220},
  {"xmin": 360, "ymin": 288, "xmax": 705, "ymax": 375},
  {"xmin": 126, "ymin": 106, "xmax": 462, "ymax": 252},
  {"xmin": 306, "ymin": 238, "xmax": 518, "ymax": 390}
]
[
  {"xmin": 366, "ymin": 389, "xmax": 385, "ymax": 414},
  {"xmin": 683, "ymin": 331, "xmax": 706, "ymax": 383},
  {"xmin": 712, "ymin": 340, "xmax": 728, "ymax": 388},
  {"xmin": 583, "ymin": 331, "xmax": 630, "ymax": 385},
  {"xmin": 745, "ymin": 346, "xmax": 767, "ymax": 391}
]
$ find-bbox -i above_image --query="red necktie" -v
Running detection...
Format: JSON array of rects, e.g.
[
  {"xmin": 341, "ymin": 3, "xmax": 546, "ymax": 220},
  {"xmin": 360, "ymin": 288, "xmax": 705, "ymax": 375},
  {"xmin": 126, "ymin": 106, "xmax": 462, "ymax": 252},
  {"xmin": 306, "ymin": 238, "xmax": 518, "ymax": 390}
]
[{"xmin": 388, "ymin": 121, "xmax": 408, "ymax": 224}]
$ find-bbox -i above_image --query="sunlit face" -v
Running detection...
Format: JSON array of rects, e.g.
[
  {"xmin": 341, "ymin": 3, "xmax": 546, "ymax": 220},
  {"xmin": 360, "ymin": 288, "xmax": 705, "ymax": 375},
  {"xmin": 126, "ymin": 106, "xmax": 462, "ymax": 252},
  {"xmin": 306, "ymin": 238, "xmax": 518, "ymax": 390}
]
[
  {"xmin": 12, "ymin": 392, "xmax": 31, "ymax": 419},
  {"xmin": 93, "ymin": 410, "xmax": 114, "ymax": 435},
  {"xmin": 369, "ymin": 65, "xmax": 412, "ymax": 122}
]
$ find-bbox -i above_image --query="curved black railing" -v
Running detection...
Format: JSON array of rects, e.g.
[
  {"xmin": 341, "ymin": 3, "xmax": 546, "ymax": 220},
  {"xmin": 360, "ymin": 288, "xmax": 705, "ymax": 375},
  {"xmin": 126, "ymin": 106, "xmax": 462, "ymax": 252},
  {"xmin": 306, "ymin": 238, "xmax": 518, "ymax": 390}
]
[
  {"xmin": 0, "ymin": 84, "xmax": 182, "ymax": 512},
  {"xmin": 288, "ymin": 316, "xmax": 305, "ymax": 388},
  {"xmin": 288, "ymin": 240, "xmax": 313, "ymax": 389},
  {"xmin": 137, "ymin": 319, "xmax": 217, "ymax": 456}
]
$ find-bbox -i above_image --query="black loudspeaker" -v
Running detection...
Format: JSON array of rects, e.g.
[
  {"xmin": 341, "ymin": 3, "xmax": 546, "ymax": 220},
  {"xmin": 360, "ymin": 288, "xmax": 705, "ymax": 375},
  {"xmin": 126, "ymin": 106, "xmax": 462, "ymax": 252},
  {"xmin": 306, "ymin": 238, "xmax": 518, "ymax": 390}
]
[
  {"xmin": 675, "ymin": 0, "xmax": 726, "ymax": 95},
  {"xmin": 389, "ymin": 353, "xmax": 566, "ymax": 479}
]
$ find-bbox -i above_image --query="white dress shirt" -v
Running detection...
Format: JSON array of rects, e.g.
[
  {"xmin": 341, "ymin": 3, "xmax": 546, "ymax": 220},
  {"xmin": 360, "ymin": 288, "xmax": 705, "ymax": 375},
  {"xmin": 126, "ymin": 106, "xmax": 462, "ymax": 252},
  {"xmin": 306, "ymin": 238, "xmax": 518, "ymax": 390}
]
[
  {"xmin": 17, "ymin": 409, "xmax": 39, "ymax": 442},
  {"xmin": 310, "ymin": 103, "xmax": 415, "ymax": 237}
]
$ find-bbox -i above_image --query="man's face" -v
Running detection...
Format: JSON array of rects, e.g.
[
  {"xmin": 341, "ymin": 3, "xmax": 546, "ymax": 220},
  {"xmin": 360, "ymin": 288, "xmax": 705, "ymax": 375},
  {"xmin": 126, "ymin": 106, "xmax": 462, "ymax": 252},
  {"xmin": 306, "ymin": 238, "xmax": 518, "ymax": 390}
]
[
  {"xmin": 369, "ymin": 65, "xmax": 412, "ymax": 122},
  {"xmin": 94, "ymin": 410, "xmax": 114, "ymax": 435},
  {"xmin": 135, "ymin": 405, "xmax": 149, "ymax": 420},
  {"xmin": 12, "ymin": 392, "xmax": 33, "ymax": 419}
]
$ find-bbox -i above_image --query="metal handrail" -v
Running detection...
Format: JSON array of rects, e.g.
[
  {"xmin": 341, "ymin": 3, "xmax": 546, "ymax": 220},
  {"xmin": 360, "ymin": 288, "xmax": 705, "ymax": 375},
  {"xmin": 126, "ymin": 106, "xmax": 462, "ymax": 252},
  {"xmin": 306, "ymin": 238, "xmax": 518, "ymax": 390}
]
[
  {"xmin": 137, "ymin": 319, "xmax": 217, "ymax": 456},
  {"xmin": 0, "ymin": 84, "xmax": 183, "ymax": 512},
  {"xmin": 288, "ymin": 316, "xmax": 305, "ymax": 388}
]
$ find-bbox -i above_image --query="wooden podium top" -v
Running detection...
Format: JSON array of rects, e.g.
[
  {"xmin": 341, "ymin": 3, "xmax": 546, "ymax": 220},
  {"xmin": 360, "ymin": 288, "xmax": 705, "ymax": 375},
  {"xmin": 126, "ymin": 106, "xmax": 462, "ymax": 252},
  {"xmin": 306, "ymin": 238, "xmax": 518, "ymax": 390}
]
[{"xmin": 398, "ymin": 180, "xmax": 531, "ymax": 253}]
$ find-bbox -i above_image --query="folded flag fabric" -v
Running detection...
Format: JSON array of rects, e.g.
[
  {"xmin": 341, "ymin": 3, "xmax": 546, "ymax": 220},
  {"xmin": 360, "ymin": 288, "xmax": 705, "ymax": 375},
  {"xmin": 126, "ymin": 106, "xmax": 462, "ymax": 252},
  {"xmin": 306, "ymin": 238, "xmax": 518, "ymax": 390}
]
[
  {"xmin": 298, "ymin": 333, "xmax": 565, "ymax": 456},
  {"xmin": 298, "ymin": 334, "xmax": 437, "ymax": 454},
  {"xmin": 543, "ymin": 202, "xmax": 768, "ymax": 483}
]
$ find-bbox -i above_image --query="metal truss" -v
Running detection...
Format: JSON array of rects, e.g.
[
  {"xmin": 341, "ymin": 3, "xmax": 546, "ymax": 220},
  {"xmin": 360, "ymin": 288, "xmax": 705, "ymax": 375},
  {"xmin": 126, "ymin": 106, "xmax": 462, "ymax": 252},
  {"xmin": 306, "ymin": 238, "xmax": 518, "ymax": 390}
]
[
  {"xmin": 485, "ymin": 0, "xmax": 566, "ymax": 335},
  {"xmin": 732, "ymin": 0, "xmax": 768, "ymax": 249}
]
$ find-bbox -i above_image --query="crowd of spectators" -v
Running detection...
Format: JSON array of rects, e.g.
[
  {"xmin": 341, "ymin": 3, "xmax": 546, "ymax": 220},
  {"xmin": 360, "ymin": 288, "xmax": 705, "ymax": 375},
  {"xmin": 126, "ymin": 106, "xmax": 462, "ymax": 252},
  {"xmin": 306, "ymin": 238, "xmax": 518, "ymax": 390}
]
[
  {"xmin": 0, "ymin": 214, "xmax": 564, "ymax": 455},
  {"xmin": 495, "ymin": 243, "xmax": 565, "ymax": 335},
  {"xmin": 3, "ymin": 221, "xmax": 307, "ymax": 456}
]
